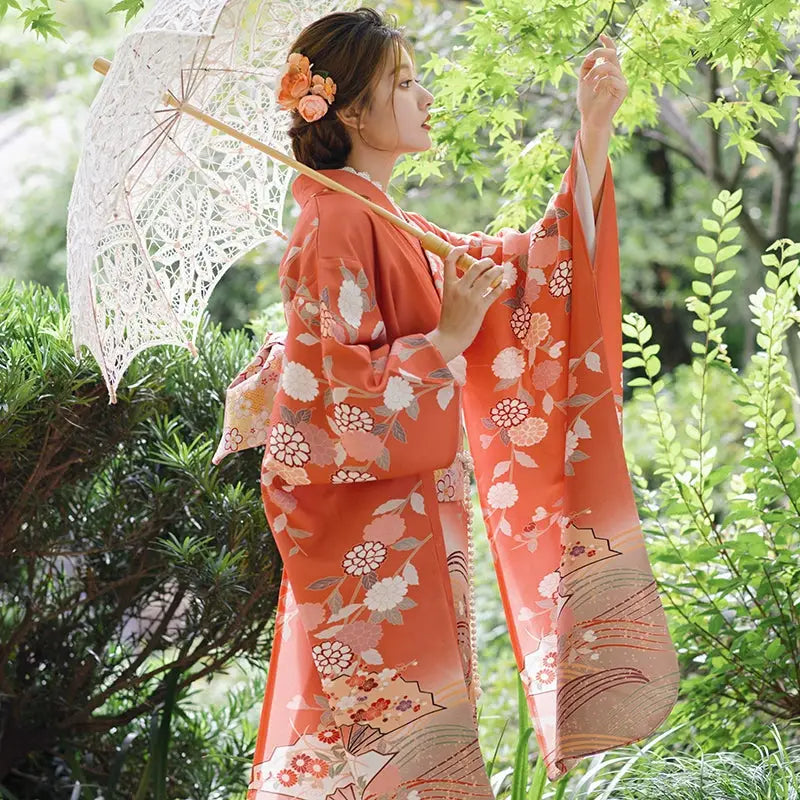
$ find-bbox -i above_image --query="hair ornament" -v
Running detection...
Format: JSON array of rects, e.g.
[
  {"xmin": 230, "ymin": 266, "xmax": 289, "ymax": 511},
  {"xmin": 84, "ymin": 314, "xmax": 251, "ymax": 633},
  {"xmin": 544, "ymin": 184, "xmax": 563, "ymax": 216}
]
[{"xmin": 277, "ymin": 51, "xmax": 337, "ymax": 123}]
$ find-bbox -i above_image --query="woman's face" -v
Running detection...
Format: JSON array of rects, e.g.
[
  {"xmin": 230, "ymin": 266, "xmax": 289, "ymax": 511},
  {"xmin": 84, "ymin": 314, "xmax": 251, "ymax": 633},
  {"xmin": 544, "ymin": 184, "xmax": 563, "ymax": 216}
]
[{"xmin": 355, "ymin": 45, "xmax": 435, "ymax": 156}]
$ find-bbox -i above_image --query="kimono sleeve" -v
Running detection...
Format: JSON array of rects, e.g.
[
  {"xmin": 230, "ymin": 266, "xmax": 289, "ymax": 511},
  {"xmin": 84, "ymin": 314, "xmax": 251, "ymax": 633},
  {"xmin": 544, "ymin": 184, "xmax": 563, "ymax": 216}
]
[
  {"xmin": 410, "ymin": 127, "xmax": 680, "ymax": 780},
  {"xmin": 262, "ymin": 201, "xmax": 466, "ymax": 486}
]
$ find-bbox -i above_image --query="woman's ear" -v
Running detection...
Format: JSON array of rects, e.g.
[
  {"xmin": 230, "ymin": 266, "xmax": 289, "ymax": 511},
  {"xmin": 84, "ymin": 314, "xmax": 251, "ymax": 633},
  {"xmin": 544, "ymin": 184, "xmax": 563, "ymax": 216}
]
[{"xmin": 335, "ymin": 105, "xmax": 361, "ymax": 132}]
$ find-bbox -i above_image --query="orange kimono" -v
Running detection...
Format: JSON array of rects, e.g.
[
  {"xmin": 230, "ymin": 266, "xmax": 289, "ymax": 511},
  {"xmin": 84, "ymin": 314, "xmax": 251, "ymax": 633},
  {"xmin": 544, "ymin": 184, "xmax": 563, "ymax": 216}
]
[{"xmin": 212, "ymin": 128, "xmax": 680, "ymax": 797}]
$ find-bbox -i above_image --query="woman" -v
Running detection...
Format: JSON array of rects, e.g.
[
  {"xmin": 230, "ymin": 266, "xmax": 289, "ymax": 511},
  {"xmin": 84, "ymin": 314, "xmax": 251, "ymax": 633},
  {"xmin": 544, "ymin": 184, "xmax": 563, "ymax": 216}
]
[{"xmin": 214, "ymin": 7, "xmax": 679, "ymax": 798}]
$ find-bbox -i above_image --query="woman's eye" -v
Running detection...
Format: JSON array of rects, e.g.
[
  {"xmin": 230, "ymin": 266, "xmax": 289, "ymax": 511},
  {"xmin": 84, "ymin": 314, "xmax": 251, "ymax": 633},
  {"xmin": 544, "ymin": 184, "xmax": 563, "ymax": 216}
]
[{"xmin": 401, "ymin": 79, "xmax": 421, "ymax": 88}]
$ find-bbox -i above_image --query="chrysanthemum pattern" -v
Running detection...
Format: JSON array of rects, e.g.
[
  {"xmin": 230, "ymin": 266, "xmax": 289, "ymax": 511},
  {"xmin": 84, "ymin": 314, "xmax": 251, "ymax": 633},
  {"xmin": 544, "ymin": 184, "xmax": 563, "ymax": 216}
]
[
  {"xmin": 364, "ymin": 576, "xmax": 408, "ymax": 612},
  {"xmin": 269, "ymin": 422, "xmax": 311, "ymax": 467},
  {"xmin": 490, "ymin": 397, "xmax": 530, "ymax": 428},
  {"xmin": 311, "ymin": 640, "xmax": 354, "ymax": 676},
  {"xmin": 548, "ymin": 257, "xmax": 573, "ymax": 297},
  {"xmin": 256, "ymin": 237, "xmax": 465, "ymax": 486},
  {"xmin": 333, "ymin": 402, "xmax": 374, "ymax": 432},
  {"xmin": 342, "ymin": 541, "xmax": 387, "ymax": 575},
  {"xmin": 331, "ymin": 468, "xmax": 376, "ymax": 484}
]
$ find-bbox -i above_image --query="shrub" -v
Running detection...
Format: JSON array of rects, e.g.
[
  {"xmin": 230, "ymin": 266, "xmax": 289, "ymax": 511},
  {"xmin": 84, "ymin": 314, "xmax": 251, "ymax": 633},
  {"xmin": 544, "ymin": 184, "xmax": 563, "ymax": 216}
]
[
  {"xmin": 0, "ymin": 280, "xmax": 280, "ymax": 798},
  {"xmin": 621, "ymin": 189, "xmax": 800, "ymax": 748}
]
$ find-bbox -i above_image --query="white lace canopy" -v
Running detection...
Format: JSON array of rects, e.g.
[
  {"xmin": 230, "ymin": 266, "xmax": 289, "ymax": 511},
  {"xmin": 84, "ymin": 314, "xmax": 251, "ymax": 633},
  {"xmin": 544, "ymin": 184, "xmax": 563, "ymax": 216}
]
[{"xmin": 67, "ymin": 0, "xmax": 359, "ymax": 403}]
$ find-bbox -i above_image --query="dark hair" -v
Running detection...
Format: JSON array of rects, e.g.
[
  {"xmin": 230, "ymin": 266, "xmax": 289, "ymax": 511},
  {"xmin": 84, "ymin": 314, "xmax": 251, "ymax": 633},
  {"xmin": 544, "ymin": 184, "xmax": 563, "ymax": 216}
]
[{"xmin": 285, "ymin": 7, "xmax": 414, "ymax": 170}]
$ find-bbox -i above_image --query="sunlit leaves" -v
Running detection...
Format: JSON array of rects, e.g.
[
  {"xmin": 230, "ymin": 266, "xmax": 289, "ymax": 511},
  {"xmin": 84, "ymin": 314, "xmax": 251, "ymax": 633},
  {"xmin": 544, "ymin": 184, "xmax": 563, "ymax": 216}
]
[{"xmin": 621, "ymin": 189, "xmax": 800, "ymax": 744}]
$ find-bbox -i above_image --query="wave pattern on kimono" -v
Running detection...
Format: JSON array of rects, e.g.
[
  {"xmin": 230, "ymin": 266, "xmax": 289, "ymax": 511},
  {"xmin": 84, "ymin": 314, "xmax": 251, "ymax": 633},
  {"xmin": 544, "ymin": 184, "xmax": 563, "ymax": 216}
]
[{"xmin": 212, "ymin": 128, "xmax": 680, "ymax": 797}]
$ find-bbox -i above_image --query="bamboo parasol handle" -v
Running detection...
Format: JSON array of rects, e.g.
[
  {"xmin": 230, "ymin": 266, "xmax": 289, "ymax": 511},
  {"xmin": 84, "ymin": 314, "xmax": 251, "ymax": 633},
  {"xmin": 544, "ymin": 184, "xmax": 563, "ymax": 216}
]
[{"xmin": 93, "ymin": 56, "xmax": 496, "ymax": 283}]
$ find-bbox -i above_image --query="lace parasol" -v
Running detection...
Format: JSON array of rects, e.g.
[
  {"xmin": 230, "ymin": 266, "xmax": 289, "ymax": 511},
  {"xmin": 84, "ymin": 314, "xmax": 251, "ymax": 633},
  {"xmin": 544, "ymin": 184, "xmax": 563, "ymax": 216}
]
[{"xmin": 67, "ymin": 0, "xmax": 370, "ymax": 403}]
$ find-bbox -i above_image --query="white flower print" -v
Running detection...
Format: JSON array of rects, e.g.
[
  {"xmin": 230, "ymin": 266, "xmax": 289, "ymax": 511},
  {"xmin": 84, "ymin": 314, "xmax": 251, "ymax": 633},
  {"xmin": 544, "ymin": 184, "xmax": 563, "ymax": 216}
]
[
  {"xmin": 342, "ymin": 541, "xmax": 387, "ymax": 576},
  {"xmin": 384, "ymin": 375, "xmax": 414, "ymax": 411},
  {"xmin": 311, "ymin": 640, "xmax": 354, "ymax": 676},
  {"xmin": 487, "ymin": 481, "xmax": 519, "ymax": 510},
  {"xmin": 269, "ymin": 422, "xmax": 311, "ymax": 467},
  {"xmin": 521, "ymin": 633, "xmax": 558, "ymax": 692},
  {"xmin": 510, "ymin": 305, "xmax": 531, "ymax": 340},
  {"xmin": 492, "ymin": 347, "xmax": 525, "ymax": 380},
  {"xmin": 538, "ymin": 571, "xmax": 560, "ymax": 598},
  {"xmin": 364, "ymin": 576, "xmax": 408, "ymax": 612},
  {"xmin": 338, "ymin": 277, "xmax": 364, "ymax": 328},
  {"xmin": 334, "ymin": 402, "xmax": 374, "ymax": 432},
  {"xmin": 281, "ymin": 360, "xmax": 318, "ymax": 402},
  {"xmin": 549, "ymin": 257, "xmax": 573, "ymax": 297},
  {"xmin": 490, "ymin": 397, "xmax": 530, "ymax": 428}
]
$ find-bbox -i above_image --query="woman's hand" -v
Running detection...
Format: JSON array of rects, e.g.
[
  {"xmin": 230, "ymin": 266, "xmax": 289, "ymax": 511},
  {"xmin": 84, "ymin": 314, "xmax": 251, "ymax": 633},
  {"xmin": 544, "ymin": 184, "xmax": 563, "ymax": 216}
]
[
  {"xmin": 576, "ymin": 33, "xmax": 627, "ymax": 129},
  {"xmin": 426, "ymin": 244, "xmax": 509, "ymax": 363}
]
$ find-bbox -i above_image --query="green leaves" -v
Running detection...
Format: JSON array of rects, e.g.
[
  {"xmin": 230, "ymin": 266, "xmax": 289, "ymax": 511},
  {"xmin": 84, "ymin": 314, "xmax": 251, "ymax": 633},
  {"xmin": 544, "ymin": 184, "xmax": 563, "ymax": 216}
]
[
  {"xmin": 107, "ymin": 0, "xmax": 144, "ymax": 25},
  {"xmin": 0, "ymin": 0, "xmax": 21, "ymax": 23},
  {"xmin": 2, "ymin": 0, "xmax": 148, "ymax": 41},
  {"xmin": 13, "ymin": 1, "xmax": 65, "ymax": 41},
  {"xmin": 622, "ymin": 192, "xmax": 800, "ymax": 752},
  {"xmin": 0, "ymin": 280, "xmax": 280, "ymax": 791}
]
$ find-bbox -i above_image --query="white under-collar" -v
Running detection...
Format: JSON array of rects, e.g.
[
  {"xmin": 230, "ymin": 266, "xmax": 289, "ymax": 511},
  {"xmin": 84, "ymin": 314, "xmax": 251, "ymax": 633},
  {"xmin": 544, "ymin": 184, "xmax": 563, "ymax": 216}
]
[{"xmin": 340, "ymin": 165, "xmax": 387, "ymax": 193}]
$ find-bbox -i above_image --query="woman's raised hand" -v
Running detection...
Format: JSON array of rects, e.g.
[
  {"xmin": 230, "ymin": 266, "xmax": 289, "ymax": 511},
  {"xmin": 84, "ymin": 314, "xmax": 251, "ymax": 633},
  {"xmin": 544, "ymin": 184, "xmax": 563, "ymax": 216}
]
[{"xmin": 426, "ymin": 243, "xmax": 509, "ymax": 363}]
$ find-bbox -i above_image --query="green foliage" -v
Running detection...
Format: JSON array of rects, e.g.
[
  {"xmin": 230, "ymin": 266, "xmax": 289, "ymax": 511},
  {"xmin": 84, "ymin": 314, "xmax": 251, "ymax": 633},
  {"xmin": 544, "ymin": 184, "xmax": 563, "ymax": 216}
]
[
  {"xmin": 621, "ymin": 189, "xmax": 800, "ymax": 749},
  {"xmin": 397, "ymin": 0, "xmax": 800, "ymax": 231},
  {"xmin": 0, "ymin": 0, "xmax": 145, "ymax": 42},
  {"xmin": 105, "ymin": 0, "xmax": 145, "ymax": 26},
  {"xmin": 0, "ymin": 279, "xmax": 280, "ymax": 798},
  {"xmin": 552, "ymin": 722, "xmax": 799, "ymax": 799},
  {"xmin": 482, "ymin": 688, "xmax": 800, "ymax": 797}
]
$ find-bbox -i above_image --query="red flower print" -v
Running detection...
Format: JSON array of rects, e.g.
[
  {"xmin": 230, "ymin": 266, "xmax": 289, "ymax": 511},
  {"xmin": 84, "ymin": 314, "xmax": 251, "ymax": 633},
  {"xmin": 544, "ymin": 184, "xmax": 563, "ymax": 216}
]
[
  {"xmin": 268, "ymin": 422, "xmax": 311, "ymax": 467},
  {"xmin": 311, "ymin": 639, "xmax": 354, "ymax": 676},
  {"xmin": 510, "ymin": 304, "xmax": 531, "ymax": 340},
  {"xmin": 276, "ymin": 769, "xmax": 297, "ymax": 787},
  {"xmin": 532, "ymin": 359, "xmax": 562, "ymax": 390},
  {"xmin": 331, "ymin": 468, "xmax": 376, "ymax": 484},
  {"xmin": 307, "ymin": 758, "xmax": 329, "ymax": 777},
  {"xmin": 317, "ymin": 728, "xmax": 340, "ymax": 744},
  {"xmin": 337, "ymin": 621, "xmax": 382, "ymax": 652},
  {"xmin": 536, "ymin": 668, "xmax": 555, "ymax": 684},
  {"xmin": 342, "ymin": 540, "xmax": 387, "ymax": 576},
  {"xmin": 290, "ymin": 753, "xmax": 313, "ymax": 773},
  {"xmin": 333, "ymin": 402, "xmax": 374, "ymax": 432}
]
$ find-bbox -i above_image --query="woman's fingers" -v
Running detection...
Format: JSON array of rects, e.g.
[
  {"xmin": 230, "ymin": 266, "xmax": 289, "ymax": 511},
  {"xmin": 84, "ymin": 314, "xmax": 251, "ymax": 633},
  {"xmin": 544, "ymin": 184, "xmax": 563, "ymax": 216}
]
[
  {"xmin": 472, "ymin": 263, "xmax": 505, "ymax": 294},
  {"xmin": 464, "ymin": 258, "xmax": 499, "ymax": 289},
  {"xmin": 584, "ymin": 61, "xmax": 621, "ymax": 82},
  {"xmin": 443, "ymin": 244, "xmax": 469, "ymax": 278}
]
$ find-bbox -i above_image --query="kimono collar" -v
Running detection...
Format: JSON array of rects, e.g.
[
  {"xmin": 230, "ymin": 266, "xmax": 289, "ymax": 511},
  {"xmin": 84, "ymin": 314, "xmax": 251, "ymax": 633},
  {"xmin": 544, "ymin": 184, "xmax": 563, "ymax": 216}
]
[{"xmin": 291, "ymin": 167, "xmax": 404, "ymax": 217}]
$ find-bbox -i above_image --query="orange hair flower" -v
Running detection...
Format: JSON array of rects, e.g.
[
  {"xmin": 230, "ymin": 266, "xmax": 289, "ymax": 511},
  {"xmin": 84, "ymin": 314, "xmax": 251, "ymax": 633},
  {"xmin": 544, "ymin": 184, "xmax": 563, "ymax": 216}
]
[{"xmin": 277, "ymin": 51, "xmax": 338, "ymax": 123}]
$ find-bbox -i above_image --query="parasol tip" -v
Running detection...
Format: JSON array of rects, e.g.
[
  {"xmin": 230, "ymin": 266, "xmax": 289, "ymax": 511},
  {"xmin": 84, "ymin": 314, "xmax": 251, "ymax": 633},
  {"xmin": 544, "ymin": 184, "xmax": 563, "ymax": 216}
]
[
  {"xmin": 93, "ymin": 56, "xmax": 111, "ymax": 77},
  {"xmin": 186, "ymin": 340, "xmax": 198, "ymax": 358}
]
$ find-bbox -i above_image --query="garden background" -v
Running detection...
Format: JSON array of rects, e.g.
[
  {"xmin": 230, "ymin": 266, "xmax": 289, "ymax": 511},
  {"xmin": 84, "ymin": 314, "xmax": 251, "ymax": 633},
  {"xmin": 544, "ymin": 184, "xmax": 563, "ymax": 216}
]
[{"xmin": 1, "ymin": 0, "xmax": 799, "ymax": 797}]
